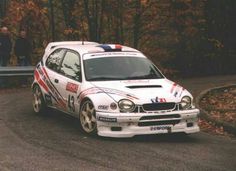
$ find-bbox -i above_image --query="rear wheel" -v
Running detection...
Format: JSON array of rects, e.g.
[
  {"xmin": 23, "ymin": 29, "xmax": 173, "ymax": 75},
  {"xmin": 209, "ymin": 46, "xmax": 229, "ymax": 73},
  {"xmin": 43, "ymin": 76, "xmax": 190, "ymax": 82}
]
[
  {"xmin": 32, "ymin": 85, "xmax": 46, "ymax": 114},
  {"xmin": 79, "ymin": 99, "xmax": 97, "ymax": 135}
]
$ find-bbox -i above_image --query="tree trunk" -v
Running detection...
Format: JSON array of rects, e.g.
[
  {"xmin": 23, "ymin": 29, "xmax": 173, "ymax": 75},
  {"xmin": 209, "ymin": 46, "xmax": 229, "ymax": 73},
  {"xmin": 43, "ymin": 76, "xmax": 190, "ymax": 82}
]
[
  {"xmin": 133, "ymin": 0, "xmax": 141, "ymax": 48},
  {"xmin": 49, "ymin": 0, "xmax": 55, "ymax": 41},
  {"xmin": 0, "ymin": 0, "xmax": 8, "ymax": 25}
]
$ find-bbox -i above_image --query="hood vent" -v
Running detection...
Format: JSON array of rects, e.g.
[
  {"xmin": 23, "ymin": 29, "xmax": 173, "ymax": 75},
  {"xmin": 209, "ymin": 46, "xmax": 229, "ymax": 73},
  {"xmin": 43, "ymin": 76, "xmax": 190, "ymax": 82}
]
[{"xmin": 126, "ymin": 85, "xmax": 162, "ymax": 89}]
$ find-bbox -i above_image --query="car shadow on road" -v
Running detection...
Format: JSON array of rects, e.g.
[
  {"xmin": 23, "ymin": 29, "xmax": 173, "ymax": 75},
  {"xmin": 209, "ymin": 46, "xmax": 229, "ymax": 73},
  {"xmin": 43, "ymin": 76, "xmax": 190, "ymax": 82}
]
[
  {"xmin": 39, "ymin": 109, "xmax": 201, "ymax": 143},
  {"xmin": 98, "ymin": 133, "xmax": 201, "ymax": 143}
]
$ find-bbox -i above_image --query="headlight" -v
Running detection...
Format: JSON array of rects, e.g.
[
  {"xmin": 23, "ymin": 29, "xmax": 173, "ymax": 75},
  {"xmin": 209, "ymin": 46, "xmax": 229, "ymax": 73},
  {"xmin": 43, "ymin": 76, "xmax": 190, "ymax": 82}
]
[
  {"xmin": 180, "ymin": 96, "xmax": 192, "ymax": 109},
  {"xmin": 118, "ymin": 99, "xmax": 135, "ymax": 112}
]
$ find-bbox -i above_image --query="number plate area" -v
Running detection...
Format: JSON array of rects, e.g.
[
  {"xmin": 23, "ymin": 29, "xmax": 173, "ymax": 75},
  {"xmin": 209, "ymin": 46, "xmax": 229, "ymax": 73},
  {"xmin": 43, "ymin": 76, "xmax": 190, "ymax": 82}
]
[{"xmin": 150, "ymin": 125, "xmax": 172, "ymax": 132}]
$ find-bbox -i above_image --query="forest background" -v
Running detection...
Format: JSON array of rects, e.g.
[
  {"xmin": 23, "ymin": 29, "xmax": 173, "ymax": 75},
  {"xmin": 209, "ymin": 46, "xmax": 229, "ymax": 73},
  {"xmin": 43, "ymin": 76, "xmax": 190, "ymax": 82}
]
[{"xmin": 0, "ymin": 0, "xmax": 235, "ymax": 78}]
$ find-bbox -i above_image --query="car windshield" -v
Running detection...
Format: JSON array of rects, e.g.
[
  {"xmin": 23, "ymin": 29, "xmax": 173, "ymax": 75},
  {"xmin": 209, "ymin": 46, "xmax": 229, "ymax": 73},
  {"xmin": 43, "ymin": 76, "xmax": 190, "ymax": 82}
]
[{"xmin": 84, "ymin": 56, "xmax": 164, "ymax": 81}]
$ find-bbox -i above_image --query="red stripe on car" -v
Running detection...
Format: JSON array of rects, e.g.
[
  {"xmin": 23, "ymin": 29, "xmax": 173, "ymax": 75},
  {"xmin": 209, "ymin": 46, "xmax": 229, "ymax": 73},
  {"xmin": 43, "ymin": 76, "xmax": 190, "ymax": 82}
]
[
  {"xmin": 35, "ymin": 70, "xmax": 49, "ymax": 92},
  {"xmin": 170, "ymin": 83, "xmax": 177, "ymax": 93},
  {"xmin": 42, "ymin": 67, "xmax": 50, "ymax": 79}
]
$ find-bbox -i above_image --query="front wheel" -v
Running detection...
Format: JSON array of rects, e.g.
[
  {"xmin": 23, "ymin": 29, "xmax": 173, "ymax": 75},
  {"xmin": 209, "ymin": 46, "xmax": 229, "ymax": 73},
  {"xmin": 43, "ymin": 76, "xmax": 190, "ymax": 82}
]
[
  {"xmin": 79, "ymin": 99, "xmax": 97, "ymax": 135},
  {"xmin": 32, "ymin": 85, "xmax": 46, "ymax": 114}
]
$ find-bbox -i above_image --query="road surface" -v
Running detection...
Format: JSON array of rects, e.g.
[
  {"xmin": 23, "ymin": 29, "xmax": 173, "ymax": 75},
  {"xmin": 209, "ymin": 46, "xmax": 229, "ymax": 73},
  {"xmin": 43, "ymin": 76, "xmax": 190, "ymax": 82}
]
[{"xmin": 0, "ymin": 75, "xmax": 236, "ymax": 171}]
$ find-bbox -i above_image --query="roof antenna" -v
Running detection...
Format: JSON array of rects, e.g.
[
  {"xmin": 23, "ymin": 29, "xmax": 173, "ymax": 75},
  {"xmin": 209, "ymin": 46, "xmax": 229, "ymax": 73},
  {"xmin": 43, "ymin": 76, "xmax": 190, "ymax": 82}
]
[{"xmin": 81, "ymin": 31, "xmax": 85, "ymax": 45}]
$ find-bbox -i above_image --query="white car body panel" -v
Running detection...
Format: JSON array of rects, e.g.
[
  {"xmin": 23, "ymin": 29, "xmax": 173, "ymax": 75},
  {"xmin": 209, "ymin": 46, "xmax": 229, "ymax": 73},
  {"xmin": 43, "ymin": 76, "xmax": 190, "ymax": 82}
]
[{"xmin": 32, "ymin": 42, "xmax": 200, "ymax": 137}]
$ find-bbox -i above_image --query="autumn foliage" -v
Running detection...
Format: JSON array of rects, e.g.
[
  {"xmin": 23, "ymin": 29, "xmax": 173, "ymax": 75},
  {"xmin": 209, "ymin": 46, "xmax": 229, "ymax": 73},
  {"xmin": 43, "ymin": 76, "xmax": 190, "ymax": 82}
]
[
  {"xmin": 200, "ymin": 87, "xmax": 236, "ymax": 125},
  {"xmin": 199, "ymin": 86, "xmax": 236, "ymax": 137},
  {"xmin": 0, "ymin": 0, "xmax": 235, "ymax": 77}
]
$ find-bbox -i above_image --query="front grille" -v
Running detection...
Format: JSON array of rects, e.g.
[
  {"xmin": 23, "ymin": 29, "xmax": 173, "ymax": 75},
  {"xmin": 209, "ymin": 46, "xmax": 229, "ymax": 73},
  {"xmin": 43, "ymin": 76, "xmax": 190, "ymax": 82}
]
[
  {"xmin": 142, "ymin": 103, "xmax": 176, "ymax": 111},
  {"xmin": 133, "ymin": 106, "xmax": 144, "ymax": 113},
  {"xmin": 140, "ymin": 114, "xmax": 180, "ymax": 120},
  {"xmin": 138, "ymin": 120, "xmax": 180, "ymax": 127}
]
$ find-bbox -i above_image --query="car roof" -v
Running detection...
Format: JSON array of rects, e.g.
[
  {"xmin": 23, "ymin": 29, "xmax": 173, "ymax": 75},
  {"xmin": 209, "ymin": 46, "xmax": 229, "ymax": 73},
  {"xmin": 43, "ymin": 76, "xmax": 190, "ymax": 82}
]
[{"xmin": 44, "ymin": 41, "xmax": 140, "ymax": 56}]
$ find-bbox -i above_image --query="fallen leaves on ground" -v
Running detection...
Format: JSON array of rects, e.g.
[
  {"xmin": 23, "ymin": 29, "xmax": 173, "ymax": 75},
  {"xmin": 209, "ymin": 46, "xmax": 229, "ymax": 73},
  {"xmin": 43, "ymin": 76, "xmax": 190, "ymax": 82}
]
[
  {"xmin": 199, "ymin": 86, "xmax": 236, "ymax": 137},
  {"xmin": 199, "ymin": 119, "xmax": 234, "ymax": 138}
]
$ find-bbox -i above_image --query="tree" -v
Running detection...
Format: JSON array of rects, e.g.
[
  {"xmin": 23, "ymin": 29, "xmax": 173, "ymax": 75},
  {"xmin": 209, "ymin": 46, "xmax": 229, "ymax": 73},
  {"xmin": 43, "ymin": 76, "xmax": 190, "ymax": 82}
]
[
  {"xmin": 205, "ymin": 0, "xmax": 236, "ymax": 74},
  {"xmin": 167, "ymin": 0, "xmax": 206, "ymax": 76},
  {"xmin": 83, "ymin": 0, "xmax": 105, "ymax": 42},
  {"xmin": 3, "ymin": 0, "xmax": 50, "ymax": 64},
  {"xmin": 49, "ymin": 0, "xmax": 55, "ymax": 41},
  {"xmin": 0, "ymin": 0, "xmax": 8, "ymax": 25},
  {"xmin": 133, "ymin": 0, "xmax": 141, "ymax": 48},
  {"xmin": 2, "ymin": 0, "xmax": 235, "ymax": 76}
]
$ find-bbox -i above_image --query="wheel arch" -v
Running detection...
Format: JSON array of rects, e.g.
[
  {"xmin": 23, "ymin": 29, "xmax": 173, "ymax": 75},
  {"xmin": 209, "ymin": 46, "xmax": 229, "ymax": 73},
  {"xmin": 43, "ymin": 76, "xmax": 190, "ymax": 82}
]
[
  {"xmin": 78, "ymin": 96, "xmax": 97, "ymax": 135},
  {"xmin": 32, "ymin": 82, "xmax": 47, "ymax": 114},
  {"xmin": 32, "ymin": 83, "xmax": 47, "ymax": 102},
  {"xmin": 79, "ymin": 97, "xmax": 93, "ymax": 110},
  {"xmin": 32, "ymin": 82, "xmax": 39, "ymax": 91}
]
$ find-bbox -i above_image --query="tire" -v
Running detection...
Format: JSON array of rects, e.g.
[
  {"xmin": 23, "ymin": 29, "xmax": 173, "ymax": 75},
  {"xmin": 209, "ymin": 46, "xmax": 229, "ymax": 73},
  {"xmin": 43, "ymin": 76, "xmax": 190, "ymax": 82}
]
[
  {"xmin": 79, "ymin": 99, "xmax": 97, "ymax": 135},
  {"xmin": 32, "ymin": 85, "xmax": 47, "ymax": 114}
]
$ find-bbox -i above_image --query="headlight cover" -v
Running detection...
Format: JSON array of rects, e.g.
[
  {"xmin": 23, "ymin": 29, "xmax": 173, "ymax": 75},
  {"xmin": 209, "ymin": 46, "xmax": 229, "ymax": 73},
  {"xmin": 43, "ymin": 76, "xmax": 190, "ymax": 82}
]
[
  {"xmin": 180, "ymin": 96, "xmax": 192, "ymax": 110},
  {"xmin": 118, "ymin": 99, "xmax": 135, "ymax": 112}
]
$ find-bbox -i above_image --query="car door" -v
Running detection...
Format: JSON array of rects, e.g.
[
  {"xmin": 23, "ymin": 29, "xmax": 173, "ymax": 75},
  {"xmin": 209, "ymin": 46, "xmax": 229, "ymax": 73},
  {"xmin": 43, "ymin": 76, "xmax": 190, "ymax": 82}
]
[
  {"xmin": 44, "ymin": 48, "xmax": 67, "ymax": 110},
  {"xmin": 58, "ymin": 49, "xmax": 82, "ymax": 115}
]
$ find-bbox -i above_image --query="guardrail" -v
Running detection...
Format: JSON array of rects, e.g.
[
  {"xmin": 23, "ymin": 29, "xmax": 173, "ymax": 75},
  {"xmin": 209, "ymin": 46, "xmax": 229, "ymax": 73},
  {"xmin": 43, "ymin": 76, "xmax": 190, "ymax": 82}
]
[{"xmin": 0, "ymin": 66, "xmax": 35, "ymax": 77}]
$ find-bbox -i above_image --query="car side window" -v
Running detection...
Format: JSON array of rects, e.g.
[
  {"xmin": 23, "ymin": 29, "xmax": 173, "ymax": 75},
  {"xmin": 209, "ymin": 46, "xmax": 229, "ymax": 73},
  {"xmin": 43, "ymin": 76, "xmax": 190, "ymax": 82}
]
[
  {"xmin": 60, "ymin": 50, "xmax": 81, "ymax": 82},
  {"xmin": 46, "ymin": 49, "xmax": 65, "ymax": 72}
]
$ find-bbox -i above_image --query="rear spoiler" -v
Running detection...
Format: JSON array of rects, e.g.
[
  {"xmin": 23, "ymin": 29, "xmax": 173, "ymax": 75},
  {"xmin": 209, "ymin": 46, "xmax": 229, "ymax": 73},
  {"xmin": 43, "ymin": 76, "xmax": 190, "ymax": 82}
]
[{"xmin": 44, "ymin": 41, "xmax": 99, "ymax": 54}]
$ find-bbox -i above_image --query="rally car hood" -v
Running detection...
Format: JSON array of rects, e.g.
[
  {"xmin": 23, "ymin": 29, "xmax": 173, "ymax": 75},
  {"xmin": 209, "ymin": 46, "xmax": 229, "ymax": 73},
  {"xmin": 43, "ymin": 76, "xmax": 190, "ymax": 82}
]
[{"xmin": 89, "ymin": 78, "xmax": 190, "ymax": 104}]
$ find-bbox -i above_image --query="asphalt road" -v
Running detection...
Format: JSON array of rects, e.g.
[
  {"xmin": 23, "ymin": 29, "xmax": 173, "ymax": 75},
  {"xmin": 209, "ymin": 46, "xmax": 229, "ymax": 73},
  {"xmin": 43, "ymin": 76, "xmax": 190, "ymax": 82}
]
[{"xmin": 0, "ymin": 75, "xmax": 236, "ymax": 171}]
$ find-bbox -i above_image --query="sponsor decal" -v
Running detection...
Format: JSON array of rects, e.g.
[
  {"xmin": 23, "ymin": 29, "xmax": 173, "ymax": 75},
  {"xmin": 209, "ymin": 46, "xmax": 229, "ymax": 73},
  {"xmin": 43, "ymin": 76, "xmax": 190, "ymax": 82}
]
[
  {"xmin": 170, "ymin": 83, "xmax": 177, "ymax": 93},
  {"xmin": 174, "ymin": 91, "xmax": 178, "ymax": 97},
  {"xmin": 87, "ymin": 52, "xmax": 138, "ymax": 58},
  {"xmin": 150, "ymin": 126, "xmax": 171, "ymax": 131},
  {"xmin": 98, "ymin": 116, "xmax": 117, "ymax": 122},
  {"xmin": 170, "ymin": 82, "xmax": 184, "ymax": 97},
  {"xmin": 66, "ymin": 82, "xmax": 79, "ymax": 93},
  {"xmin": 98, "ymin": 105, "xmax": 109, "ymax": 110},
  {"xmin": 151, "ymin": 97, "xmax": 166, "ymax": 103},
  {"xmin": 110, "ymin": 103, "xmax": 117, "ymax": 110}
]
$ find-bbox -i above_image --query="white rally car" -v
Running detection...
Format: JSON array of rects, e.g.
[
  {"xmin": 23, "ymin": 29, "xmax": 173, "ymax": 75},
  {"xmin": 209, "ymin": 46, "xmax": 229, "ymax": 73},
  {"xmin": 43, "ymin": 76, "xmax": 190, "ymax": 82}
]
[{"xmin": 32, "ymin": 41, "xmax": 200, "ymax": 137}]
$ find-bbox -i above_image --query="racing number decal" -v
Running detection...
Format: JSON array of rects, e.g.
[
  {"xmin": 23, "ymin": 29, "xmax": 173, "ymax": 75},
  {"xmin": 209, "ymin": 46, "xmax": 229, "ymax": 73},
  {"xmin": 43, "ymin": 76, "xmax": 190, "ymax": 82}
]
[
  {"xmin": 68, "ymin": 95, "xmax": 75, "ymax": 112},
  {"xmin": 66, "ymin": 82, "xmax": 78, "ymax": 93}
]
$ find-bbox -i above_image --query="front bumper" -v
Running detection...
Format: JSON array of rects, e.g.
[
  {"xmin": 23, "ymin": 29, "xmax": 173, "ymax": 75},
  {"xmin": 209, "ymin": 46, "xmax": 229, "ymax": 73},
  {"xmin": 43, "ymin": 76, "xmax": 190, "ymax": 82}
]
[{"xmin": 96, "ymin": 108, "xmax": 200, "ymax": 137}]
